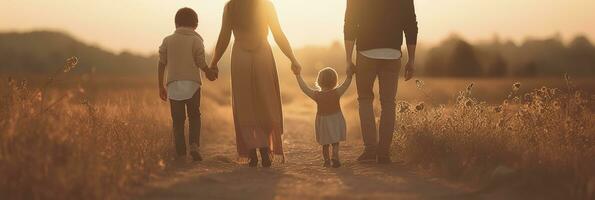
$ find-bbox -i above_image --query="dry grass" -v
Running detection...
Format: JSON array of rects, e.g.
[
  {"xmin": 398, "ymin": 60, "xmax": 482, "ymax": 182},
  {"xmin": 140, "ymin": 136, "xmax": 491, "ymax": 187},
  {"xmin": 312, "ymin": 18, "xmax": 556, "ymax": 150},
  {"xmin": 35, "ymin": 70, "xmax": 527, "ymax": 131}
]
[
  {"xmin": 392, "ymin": 79, "xmax": 595, "ymax": 199},
  {"xmin": 0, "ymin": 59, "xmax": 232, "ymax": 199},
  {"xmin": 0, "ymin": 58, "xmax": 593, "ymax": 199}
]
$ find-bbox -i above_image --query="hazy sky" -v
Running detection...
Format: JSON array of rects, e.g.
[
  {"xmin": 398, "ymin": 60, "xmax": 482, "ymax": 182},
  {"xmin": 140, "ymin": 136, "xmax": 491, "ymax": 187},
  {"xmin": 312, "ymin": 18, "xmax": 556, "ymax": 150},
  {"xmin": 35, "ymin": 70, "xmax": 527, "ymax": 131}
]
[{"xmin": 1, "ymin": 0, "xmax": 594, "ymax": 55}]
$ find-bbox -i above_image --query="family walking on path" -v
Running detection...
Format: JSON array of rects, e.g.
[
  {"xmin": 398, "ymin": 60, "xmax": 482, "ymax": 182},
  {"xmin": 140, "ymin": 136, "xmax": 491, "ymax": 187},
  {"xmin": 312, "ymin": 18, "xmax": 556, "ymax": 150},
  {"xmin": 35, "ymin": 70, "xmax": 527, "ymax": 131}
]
[{"xmin": 157, "ymin": 0, "xmax": 418, "ymax": 168}]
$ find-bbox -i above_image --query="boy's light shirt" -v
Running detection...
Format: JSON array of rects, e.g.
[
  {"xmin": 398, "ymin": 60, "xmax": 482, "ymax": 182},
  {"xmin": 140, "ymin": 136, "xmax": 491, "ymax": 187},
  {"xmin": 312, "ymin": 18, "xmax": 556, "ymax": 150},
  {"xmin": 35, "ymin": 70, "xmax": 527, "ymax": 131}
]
[
  {"xmin": 160, "ymin": 27, "xmax": 206, "ymax": 101},
  {"xmin": 360, "ymin": 48, "xmax": 402, "ymax": 60},
  {"xmin": 168, "ymin": 80, "xmax": 200, "ymax": 101}
]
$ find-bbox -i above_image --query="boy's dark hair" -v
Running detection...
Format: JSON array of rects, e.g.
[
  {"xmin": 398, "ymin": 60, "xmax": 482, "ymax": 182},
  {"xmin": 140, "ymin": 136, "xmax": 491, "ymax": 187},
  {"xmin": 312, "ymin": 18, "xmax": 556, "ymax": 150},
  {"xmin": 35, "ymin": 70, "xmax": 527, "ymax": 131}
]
[{"xmin": 175, "ymin": 7, "xmax": 198, "ymax": 28}]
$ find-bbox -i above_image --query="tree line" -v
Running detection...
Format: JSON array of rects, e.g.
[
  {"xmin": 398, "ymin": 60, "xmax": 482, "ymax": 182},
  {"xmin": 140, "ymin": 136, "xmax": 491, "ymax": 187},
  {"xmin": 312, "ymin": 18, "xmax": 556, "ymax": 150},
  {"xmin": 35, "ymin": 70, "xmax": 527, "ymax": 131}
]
[{"xmin": 1, "ymin": 31, "xmax": 593, "ymax": 78}]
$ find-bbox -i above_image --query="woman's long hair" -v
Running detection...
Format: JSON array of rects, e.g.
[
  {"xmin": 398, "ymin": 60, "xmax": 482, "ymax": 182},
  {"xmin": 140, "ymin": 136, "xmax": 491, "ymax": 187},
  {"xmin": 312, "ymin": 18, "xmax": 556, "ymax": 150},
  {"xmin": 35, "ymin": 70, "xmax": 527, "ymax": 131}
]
[{"xmin": 228, "ymin": 0, "xmax": 267, "ymax": 32}]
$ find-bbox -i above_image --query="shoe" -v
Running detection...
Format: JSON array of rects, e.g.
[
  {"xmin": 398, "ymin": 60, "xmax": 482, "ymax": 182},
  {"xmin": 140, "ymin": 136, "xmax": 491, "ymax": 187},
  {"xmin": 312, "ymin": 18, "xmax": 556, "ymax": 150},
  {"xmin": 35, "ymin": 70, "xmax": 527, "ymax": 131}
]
[
  {"xmin": 190, "ymin": 151, "xmax": 202, "ymax": 162},
  {"xmin": 377, "ymin": 155, "xmax": 392, "ymax": 164},
  {"xmin": 248, "ymin": 149, "xmax": 258, "ymax": 168},
  {"xmin": 331, "ymin": 159, "xmax": 341, "ymax": 168},
  {"xmin": 357, "ymin": 150, "xmax": 377, "ymax": 162},
  {"xmin": 323, "ymin": 160, "xmax": 331, "ymax": 168},
  {"xmin": 248, "ymin": 158, "xmax": 258, "ymax": 167},
  {"xmin": 260, "ymin": 148, "xmax": 272, "ymax": 168},
  {"xmin": 189, "ymin": 144, "xmax": 202, "ymax": 162}
]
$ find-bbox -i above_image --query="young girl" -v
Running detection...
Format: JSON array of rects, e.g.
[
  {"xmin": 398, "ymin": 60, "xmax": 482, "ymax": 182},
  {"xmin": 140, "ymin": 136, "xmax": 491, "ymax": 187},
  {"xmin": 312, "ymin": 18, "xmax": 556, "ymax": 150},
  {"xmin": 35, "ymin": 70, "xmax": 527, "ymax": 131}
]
[{"xmin": 295, "ymin": 67, "xmax": 353, "ymax": 168}]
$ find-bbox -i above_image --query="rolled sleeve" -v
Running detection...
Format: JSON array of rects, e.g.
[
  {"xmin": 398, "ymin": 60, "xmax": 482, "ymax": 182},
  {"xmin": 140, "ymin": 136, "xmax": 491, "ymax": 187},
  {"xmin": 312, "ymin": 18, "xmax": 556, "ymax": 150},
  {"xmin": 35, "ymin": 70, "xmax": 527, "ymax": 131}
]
[
  {"xmin": 402, "ymin": 0, "xmax": 419, "ymax": 45},
  {"xmin": 193, "ymin": 37, "xmax": 209, "ymax": 70},
  {"xmin": 158, "ymin": 38, "xmax": 168, "ymax": 65},
  {"xmin": 344, "ymin": 0, "xmax": 359, "ymax": 41}
]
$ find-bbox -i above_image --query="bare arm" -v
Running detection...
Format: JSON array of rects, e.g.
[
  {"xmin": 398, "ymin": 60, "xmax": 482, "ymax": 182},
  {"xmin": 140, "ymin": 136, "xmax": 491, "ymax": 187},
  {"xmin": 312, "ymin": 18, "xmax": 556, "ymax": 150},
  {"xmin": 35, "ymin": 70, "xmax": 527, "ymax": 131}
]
[
  {"xmin": 296, "ymin": 75, "xmax": 316, "ymax": 100},
  {"xmin": 268, "ymin": 3, "xmax": 298, "ymax": 64},
  {"xmin": 210, "ymin": 4, "xmax": 233, "ymax": 68}
]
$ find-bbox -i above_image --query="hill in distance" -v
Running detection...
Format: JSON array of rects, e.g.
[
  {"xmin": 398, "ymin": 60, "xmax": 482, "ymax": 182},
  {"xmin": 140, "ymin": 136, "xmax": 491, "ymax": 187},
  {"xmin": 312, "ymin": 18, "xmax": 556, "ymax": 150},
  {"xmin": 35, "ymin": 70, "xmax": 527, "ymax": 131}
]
[{"xmin": 0, "ymin": 31, "xmax": 157, "ymax": 76}]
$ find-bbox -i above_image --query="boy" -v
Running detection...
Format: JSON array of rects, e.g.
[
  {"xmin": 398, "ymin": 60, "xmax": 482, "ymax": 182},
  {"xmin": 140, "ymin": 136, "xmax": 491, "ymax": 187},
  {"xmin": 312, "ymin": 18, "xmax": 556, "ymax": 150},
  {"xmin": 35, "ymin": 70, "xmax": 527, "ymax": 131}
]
[{"xmin": 157, "ymin": 7, "xmax": 217, "ymax": 162}]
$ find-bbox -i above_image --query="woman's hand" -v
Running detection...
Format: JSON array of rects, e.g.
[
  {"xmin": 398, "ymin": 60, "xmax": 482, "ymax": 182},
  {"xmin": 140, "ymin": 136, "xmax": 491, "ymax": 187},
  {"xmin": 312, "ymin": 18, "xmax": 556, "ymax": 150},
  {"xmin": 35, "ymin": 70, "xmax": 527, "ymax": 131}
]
[{"xmin": 206, "ymin": 63, "xmax": 219, "ymax": 81}]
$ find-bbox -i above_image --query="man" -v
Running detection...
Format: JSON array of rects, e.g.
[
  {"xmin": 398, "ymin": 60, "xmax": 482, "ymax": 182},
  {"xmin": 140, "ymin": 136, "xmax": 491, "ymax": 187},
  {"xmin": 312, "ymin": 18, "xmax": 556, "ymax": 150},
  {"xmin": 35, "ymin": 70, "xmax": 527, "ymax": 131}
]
[{"xmin": 344, "ymin": 0, "xmax": 418, "ymax": 164}]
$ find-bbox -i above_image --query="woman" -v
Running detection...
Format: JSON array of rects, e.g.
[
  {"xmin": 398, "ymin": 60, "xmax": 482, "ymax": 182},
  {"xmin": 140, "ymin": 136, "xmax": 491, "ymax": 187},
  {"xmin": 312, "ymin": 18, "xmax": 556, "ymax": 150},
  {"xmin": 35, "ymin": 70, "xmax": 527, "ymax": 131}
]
[{"xmin": 210, "ymin": 0, "xmax": 301, "ymax": 167}]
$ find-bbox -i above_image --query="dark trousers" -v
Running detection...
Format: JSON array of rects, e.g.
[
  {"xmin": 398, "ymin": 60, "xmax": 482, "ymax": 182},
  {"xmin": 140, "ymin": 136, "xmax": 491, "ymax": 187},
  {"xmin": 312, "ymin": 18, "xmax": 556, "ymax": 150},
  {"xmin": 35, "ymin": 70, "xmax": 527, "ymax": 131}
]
[
  {"xmin": 356, "ymin": 54, "xmax": 401, "ymax": 157},
  {"xmin": 170, "ymin": 89, "xmax": 201, "ymax": 156}
]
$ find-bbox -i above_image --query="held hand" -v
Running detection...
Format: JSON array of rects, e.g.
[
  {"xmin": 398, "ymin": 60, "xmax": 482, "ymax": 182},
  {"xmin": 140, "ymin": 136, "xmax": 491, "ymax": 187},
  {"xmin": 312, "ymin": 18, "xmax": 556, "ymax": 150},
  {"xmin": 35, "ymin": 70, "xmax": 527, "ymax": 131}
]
[
  {"xmin": 346, "ymin": 60, "xmax": 356, "ymax": 76},
  {"xmin": 291, "ymin": 60, "xmax": 302, "ymax": 75},
  {"xmin": 206, "ymin": 63, "xmax": 219, "ymax": 81},
  {"xmin": 159, "ymin": 87, "xmax": 167, "ymax": 102},
  {"xmin": 404, "ymin": 61, "xmax": 415, "ymax": 81}
]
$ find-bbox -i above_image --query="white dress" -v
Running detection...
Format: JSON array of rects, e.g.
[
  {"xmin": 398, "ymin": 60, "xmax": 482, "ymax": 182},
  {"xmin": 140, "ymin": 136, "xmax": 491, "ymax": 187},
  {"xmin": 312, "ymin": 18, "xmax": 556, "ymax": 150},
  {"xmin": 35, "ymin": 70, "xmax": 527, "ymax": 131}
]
[
  {"xmin": 296, "ymin": 75, "xmax": 353, "ymax": 145},
  {"xmin": 315, "ymin": 112, "xmax": 347, "ymax": 145}
]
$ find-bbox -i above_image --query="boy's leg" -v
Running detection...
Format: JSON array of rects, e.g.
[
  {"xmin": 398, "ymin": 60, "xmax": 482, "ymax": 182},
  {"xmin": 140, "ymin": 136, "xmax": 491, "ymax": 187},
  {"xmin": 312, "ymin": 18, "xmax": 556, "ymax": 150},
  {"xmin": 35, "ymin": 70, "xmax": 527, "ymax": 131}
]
[
  {"xmin": 355, "ymin": 54, "xmax": 379, "ymax": 161},
  {"xmin": 186, "ymin": 90, "xmax": 202, "ymax": 161},
  {"xmin": 170, "ymin": 99, "xmax": 187, "ymax": 156},
  {"xmin": 186, "ymin": 89, "xmax": 201, "ymax": 148},
  {"xmin": 377, "ymin": 59, "xmax": 401, "ymax": 163}
]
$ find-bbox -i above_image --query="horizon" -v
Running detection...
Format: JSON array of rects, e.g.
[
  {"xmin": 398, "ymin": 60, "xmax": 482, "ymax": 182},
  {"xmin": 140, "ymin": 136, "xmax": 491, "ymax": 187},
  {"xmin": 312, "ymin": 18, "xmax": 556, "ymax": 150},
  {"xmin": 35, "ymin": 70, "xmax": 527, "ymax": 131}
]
[{"xmin": 1, "ymin": 0, "xmax": 594, "ymax": 55}]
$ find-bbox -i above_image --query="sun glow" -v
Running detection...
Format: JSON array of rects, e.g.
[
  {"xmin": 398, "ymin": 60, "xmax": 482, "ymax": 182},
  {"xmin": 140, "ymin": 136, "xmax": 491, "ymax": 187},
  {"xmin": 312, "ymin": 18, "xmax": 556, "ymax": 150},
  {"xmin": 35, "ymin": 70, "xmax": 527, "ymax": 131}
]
[{"xmin": 0, "ymin": 0, "xmax": 593, "ymax": 54}]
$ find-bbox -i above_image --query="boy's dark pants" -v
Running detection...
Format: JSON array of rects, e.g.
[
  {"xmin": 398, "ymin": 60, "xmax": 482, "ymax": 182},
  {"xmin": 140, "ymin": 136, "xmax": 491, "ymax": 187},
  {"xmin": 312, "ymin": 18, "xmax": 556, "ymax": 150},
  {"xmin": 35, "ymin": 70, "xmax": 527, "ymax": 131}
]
[{"xmin": 169, "ymin": 90, "xmax": 201, "ymax": 156}]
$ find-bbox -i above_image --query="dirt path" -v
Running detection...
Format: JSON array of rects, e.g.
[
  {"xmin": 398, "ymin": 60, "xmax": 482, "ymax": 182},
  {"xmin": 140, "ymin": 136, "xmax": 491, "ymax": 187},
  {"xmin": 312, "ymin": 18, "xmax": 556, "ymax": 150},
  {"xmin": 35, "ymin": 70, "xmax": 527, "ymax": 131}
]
[{"xmin": 135, "ymin": 113, "xmax": 509, "ymax": 200}]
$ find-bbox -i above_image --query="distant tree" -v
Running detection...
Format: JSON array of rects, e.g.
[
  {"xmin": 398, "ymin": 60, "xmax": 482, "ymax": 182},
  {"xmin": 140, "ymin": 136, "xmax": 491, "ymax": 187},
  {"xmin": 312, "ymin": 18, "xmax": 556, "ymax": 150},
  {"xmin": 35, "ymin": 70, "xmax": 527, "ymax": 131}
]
[
  {"xmin": 567, "ymin": 35, "xmax": 595, "ymax": 74},
  {"xmin": 486, "ymin": 53, "xmax": 508, "ymax": 77},
  {"xmin": 424, "ymin": 47, "xmax": 448, "ymax": 76},
  {"xmin": 447, "ymin": 40, "xmax": 482, "ymax": 77},
  {"xmin": 424, "ymin": 35, "xmax": 482, "ymax": 77},
  {"xmin": 515, "ymin": 61, "xmax": 538, "ymax": 77}
]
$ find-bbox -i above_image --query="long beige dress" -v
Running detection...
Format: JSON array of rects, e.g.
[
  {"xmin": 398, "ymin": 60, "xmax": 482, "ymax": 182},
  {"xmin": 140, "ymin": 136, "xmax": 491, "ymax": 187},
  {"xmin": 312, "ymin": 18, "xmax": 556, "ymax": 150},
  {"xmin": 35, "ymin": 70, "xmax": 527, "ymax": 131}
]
[{"xmin": 231, "ymin": 41, "xmax": 284, "ymax": 161}]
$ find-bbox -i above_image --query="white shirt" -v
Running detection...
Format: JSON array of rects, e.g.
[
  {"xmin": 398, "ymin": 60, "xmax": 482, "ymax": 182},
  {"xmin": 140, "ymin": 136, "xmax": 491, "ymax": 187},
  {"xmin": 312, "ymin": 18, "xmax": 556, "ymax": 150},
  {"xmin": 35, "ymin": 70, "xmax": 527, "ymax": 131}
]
[
  {"xmin": 360, "ymin": 48, "xmax": 402, "ymax": 60},
  {"xmin": 167, "ymin": 80, "xmax": 200, "ymax": 101}
]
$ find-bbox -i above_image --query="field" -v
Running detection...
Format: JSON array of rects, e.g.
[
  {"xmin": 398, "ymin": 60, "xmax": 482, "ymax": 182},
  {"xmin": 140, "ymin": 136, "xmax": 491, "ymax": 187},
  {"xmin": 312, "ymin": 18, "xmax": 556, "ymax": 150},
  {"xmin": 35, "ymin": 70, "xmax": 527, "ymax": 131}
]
[{"xmin": 0, "ymin": 63, "xmax": 594, "ymax": 199}]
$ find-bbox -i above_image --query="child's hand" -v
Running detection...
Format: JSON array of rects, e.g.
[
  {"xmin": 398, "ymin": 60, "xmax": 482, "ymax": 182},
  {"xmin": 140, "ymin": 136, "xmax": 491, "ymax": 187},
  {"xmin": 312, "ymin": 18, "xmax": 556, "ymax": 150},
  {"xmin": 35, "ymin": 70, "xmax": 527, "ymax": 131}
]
[{"xmin": 159, "ymin": 87, "xmax": 167, "ymax": 102}]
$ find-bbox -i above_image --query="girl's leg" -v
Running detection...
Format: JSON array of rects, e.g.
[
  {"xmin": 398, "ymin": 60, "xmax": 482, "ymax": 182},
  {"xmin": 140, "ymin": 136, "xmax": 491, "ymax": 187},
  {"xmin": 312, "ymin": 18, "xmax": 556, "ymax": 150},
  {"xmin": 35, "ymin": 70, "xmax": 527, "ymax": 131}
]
[
  {"xmin": 259, "ymin": 148, "xmax": 272, "ymax": 168},
  {"xmin": 248, "ymin": 149, "xmax": 258, "ymax": 167},
  {"xmin": 331, "ymin": 143, "xmax": 341, "ymax": 168},
  {"xmin": 323, "ymin": 145, "xmax": 331, "ymax": 167}
]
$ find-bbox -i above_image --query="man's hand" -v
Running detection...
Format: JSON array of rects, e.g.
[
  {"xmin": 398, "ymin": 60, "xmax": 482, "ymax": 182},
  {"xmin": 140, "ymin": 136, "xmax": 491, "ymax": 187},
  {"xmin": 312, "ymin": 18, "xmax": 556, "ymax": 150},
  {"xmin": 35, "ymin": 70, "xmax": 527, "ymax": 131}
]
[
  {"xmin": 291, "ymin": 60, "xmax": 302, "ymax": 75},
  {"xmin": 159, "ymin": 87, "xmax": 167, "ymax": 102},
  {"xmin": 404, "ymin": 61, "xmax": 415, "ymax": 81}
]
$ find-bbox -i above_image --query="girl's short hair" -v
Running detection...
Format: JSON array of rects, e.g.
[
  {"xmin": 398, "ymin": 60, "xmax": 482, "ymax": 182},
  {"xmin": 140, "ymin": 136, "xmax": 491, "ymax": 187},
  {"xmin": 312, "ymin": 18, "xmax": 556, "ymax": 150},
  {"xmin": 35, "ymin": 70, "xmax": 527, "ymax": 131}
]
[
  {"xmin": 175, "ymin": 7, "xmax": 198, "ymax": 28},
  {"xmin": 316, "ymin": 67, "xmax": 338, "ymax": 90}
]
